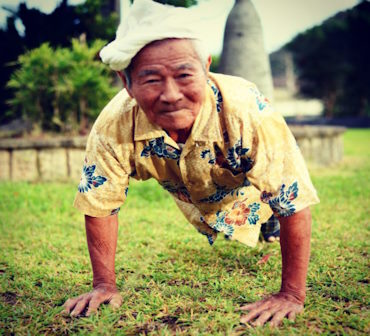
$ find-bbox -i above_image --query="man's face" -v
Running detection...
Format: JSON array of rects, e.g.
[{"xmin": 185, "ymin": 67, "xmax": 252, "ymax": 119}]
[{"xmin": 124, "ymin": 39, "xmax": 210, "ymax": 132}]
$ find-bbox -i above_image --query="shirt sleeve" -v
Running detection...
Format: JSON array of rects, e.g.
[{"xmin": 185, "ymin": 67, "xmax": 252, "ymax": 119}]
[
  {"xmin": 73, "ymin": 126, "xmax": 132, "ymax": 217},
  {"xmin": 246, "ymin": 88, "xmax": 320, "ymax": 217}
]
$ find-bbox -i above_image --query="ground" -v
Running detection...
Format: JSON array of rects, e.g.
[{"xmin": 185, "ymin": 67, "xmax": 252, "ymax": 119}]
[{"xmin": 0, "ymin": 129, "xmax": 369, "ymax": 335}]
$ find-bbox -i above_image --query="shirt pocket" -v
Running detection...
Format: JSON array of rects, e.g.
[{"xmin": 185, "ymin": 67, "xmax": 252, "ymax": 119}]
[{"xmin": 210, "ymin": 166, "xmax": 245, "ymax": 189}]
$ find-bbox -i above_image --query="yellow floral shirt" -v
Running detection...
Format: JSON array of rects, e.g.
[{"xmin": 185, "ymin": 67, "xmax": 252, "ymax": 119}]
[{"xmin": 74, "ymin": 73, "xmax": 319, "ymax": 247}]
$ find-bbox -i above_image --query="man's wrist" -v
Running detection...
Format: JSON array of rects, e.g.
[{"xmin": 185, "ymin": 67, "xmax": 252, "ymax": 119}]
[
  {"xmin": 279, "ymin": 283, "xmax": 306, "ymax": 304},
  {"xmin": 278, "ymin": 291, "xmax": 305, "ymax": 304},
  {"xmin": 93, "ymin": 281, "xmax": 117, "ymax": 291},
  {"xmin": 93, "ymin": 274, "xmax": 117, "ymax": 290}
]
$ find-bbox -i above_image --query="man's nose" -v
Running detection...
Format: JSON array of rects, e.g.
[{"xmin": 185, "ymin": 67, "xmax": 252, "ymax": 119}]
[{"xmin": 160, "ymin": 79, "xmax": 183, "ymax": 103}]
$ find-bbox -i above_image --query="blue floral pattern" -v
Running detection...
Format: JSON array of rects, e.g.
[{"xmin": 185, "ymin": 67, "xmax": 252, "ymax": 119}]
[
  {"xmin": 245, "ymin": 203, "xmax": 261, "ymax": 225},
  {"xmin": 199, "ymin": 217, "xmax": 218, "ymax": 246},
  {"xmin": 110, "ymin": 207, "xmax": 120, "ymax": 215},
  {"xmin": 160, "ymin": 180, "xmax": 192, "ymax": 203},
  {"xmin": 199, "ymin": 178, "xmax": 250, "ymax": 203},
  {"xmin": 200, "ymin": 149, "xmax": 216, "ymax": 164},
  {"xmin": 261, "ymin": 182, "xmax": 299, "ymax": 217},
  {"xmin": 226, "ymin": 140, "xmax": 253, "ymax": 172},
  {"xmin": 212, "ymin": 211, "xmax": 235, "ymax": 237},
  {"xmin": 78, "ymin": 164, "xmax": 107, "ymax": 193},
  {"xmin": 208, "ymin": 80, "xmax": 223, "ymax": 112},
  {"xmin": 141, "ymin": 137, "xmax": 181, "ymax": 164},
  {"xmin": 200, "ymin": 140, "xmax": 252, "ymax": 174},
  {"xmin": 250, "ymin": 87, "xmax": 270, "ymax": 111}
]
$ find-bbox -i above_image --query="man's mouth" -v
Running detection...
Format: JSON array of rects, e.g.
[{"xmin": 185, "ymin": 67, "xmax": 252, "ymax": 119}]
[{"xmin": 161, "ymin": 109, "xmax": 187, "ymax": 114}]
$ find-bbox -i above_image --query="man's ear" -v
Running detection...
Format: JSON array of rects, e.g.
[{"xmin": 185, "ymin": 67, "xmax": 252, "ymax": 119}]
[
  {"xmin": 206, "ymin": 55, "xmax": 212, "ymax": 73},
  {"xmin": 116, "ymin": 71, "xmax": 133, "ymax": 98}
]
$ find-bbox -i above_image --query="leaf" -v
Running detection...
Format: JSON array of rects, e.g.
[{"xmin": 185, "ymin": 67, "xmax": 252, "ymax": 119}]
[{"xmin": 257, "ymin": 254, "xmax": 272, "ymax": 265}]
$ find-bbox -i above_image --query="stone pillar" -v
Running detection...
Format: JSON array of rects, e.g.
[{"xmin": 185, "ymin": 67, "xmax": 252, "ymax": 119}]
[{"xmin": 219, "ymin": 0, "xmax": 274, "ymax": 101}]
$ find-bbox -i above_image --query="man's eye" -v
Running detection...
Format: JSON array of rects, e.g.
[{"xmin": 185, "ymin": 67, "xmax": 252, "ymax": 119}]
[
  {"xmin": 178, "ymin": 73, "xmax": 191, "ymax": 79},
  {"xmin": 145, "ymin": 79, "xmax": 160, "ymax": 84}
]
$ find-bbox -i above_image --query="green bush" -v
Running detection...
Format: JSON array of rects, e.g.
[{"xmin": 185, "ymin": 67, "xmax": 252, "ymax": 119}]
[{"xmin": 7, "ymin": 39, "xmax": 119, "ymax": 133}]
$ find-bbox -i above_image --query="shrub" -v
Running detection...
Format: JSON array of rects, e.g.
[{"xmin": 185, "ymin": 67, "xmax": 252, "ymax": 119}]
[{"xmin": 7, "ymin": 39, "xmax": 119, "ymax": 133}]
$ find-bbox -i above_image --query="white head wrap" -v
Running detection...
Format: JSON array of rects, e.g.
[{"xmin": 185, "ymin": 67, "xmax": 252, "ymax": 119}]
[{"xmin": 100, "ymin": 0, "xmax": 205, "ymax": 71}]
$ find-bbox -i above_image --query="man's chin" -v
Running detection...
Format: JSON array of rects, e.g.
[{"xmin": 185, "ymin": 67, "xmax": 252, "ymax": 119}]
[{"xmin": 156, "ymin": 116, "xmax": 195, "ymax": 132}]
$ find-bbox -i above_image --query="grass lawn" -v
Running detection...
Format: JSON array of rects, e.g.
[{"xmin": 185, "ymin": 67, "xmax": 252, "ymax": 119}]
[{"xmin": 0, "ymin": 129, "xmax": 369, "ymax": 335}]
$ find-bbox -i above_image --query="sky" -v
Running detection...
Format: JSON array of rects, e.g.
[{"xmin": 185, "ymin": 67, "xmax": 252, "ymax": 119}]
[{"xmin": 0, "ymin": 0, "xmax": 359, "ymax": 53}]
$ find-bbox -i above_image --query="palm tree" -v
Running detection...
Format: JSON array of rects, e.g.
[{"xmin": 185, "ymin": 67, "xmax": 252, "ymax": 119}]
[{"xmin": 219, "ymin": 0, "xmax": 274, "ymax": 101}]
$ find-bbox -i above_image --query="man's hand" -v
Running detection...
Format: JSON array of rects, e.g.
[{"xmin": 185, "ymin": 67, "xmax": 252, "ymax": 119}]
[
  {"xmin": 239, "ymin": 207, "xmax": 311, "ymax": 327},
  {"xmin": 63, "ymin": 285, "xmax": 122, "ymax": 317},
  {"xmin": 63, "ymin": 214, "xmax": 120, "ymax": 317},
  {"xmin": 239, "ymin": 292, "xmax": 303, "ymax": 327}
]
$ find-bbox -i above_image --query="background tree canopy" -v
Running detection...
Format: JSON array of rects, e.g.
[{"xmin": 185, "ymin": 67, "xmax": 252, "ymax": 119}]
[
  {"xmin": 285, "ymin": 0, "xmax": 370, "ymax": 117},
  {"xmin": 151, "ymin": 0, "xmax": 197, "ymax": 6},
  {"xmin": 0, "ymin": 0, "xmax": 119, "ymax": 126}
]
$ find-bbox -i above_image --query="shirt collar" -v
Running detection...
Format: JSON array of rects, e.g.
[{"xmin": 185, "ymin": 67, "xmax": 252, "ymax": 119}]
[
  {"xmin": 133, "ymin": 79, "xmax": 223, "ymax": 145},
  {"xmin": 190, "ymin": 82, "xmax": 223, "ymax": 142},
  {"xmin": 134, "ymin": 106, "xmax": 166, "ymax": 141}
]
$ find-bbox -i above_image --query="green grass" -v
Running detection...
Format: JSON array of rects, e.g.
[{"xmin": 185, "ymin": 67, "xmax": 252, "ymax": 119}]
[{"xmin": 0, "ymin": 129, "xmax": 369, "ymax": 335}]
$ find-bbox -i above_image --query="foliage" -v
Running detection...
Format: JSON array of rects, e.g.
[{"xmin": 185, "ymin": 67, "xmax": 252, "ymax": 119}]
[
  {"xmin": 0, "ymin": 129, "xmax": 369, "ymax": 334},
  {"xmin": 130, "ymin": 0, "xmax": 197, "ymax": 6},
  {"xmin": 2, "ymin": 0, "xmax": 118, "ymax": 49},
  {"xmin": 75, "ymin": 0, "xmax": 119, "ymax": 42},
  {"xmin": 210, "ymin": 54, "xmax": 221, "ymax": 73},
  {"xmin": 0, "ymin": 17, "xmax": 25, "ymax": 124},
  {"xmin": 286, "ymin": 1, "xmax": 370, "ymax": 117},
  {"xmin": 0, "ymin": 0, "xmax": 119, "ymax": 125},
  {"xmin": 6, "ymin": 39, "xmax": 119, "ymax": 133},
  {"xmin": 152, "ymin": 0, "xmax": 197, "ymax": 6}
]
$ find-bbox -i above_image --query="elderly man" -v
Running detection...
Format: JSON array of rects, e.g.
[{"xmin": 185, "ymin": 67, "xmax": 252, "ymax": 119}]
[{"xmin": 63, "ymin": 0, "xmax": 319, "ymax": 327}]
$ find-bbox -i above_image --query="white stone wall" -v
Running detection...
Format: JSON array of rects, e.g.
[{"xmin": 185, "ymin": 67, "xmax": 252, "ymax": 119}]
[
  {"xmin": 0, "ymin": 137, "xmax": 86, "ymax": 182},
  {"xmin": 0, "ymin": 128, "xmax": 346, "ymax": 182}
]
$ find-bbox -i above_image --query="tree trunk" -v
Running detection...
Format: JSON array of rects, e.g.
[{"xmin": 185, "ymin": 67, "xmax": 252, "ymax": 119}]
[
  {"xmin": 219, "ymin": 0, "xmax": 274, "ymax": 101},
  {"xmin": 324, "ymin": 91, "xmax": 337, "ymax": 118}
]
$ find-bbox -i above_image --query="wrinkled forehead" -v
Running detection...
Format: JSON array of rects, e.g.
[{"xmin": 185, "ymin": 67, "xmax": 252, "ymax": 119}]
[{"xmin": 128, "ymin": 38, "xmax": 201, "ymax": 71}]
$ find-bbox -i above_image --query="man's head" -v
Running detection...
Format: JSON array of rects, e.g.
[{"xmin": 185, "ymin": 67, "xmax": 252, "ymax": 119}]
[
  {"xmin": 121, "ymin": 38, "xmax": 210, "ymax": 88},
  {"xmin": 118, "ymin": 38, "xmax": 211, "ymax": 133},
  {"xmin": 99, "ymin": 0, "xmax": 212, "ymax": 135}
]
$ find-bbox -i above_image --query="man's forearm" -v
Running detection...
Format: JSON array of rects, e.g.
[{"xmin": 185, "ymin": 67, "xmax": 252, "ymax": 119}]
[
  {"xmin": 279, "ymin": 207, "xmax": 312, "ymax": 303},
  {"xmin": 85, "ymin": 214, "xmax": 119, "ymax": 289}
]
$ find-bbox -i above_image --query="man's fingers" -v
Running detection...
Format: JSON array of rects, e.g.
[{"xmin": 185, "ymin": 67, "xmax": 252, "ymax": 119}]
[
  {"xmin": 109, "ymin": 293, "xmax": 123, "ymax": 309},
  {"xmin": 288, "ymin": 311, "xmax": 297, "ymax": 321},
  {"xmin": 239, "ymin": 295, "xmax": 304, "ymax": 327},
  {"xmin": 269, "ymin": 310, "xmax": 290, "ymax": 327},
  {"xmin": 251, "ymin": 311, "xmax": 272, "ymax": 327},
  {"xmin": 70, "ymin": 296, "xmax": 90, "ymax": 317},
  {"xmin": 237, "ymin": 300, "xmax": 264, "ymax": 311},
  {"xmin": 240, "ymin": 306, "xmax": 266, "ymax": 324},
  {"xmin": 63, "ymin": 290, "xmax": 122, "ymax": 317},
  {"xmin": 85, "ymin": 296, "xmax": 104, "ymax": 317},
  {"xmin": 240, "ymin": 299, "xmax": 277, "ymax": 324},
  {"xmin": 63, "ymin": 297, "xmax": 79, "ymax": 314}
]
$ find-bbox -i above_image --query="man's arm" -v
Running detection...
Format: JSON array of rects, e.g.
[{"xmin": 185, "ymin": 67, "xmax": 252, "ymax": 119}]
[
  {"xmin": 63, "ymin": 214, "xmax": 122, "ymax": 317},
  {"xmin": 239, "ymin": 207, "xmax": 311, "ymax": 327}
]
